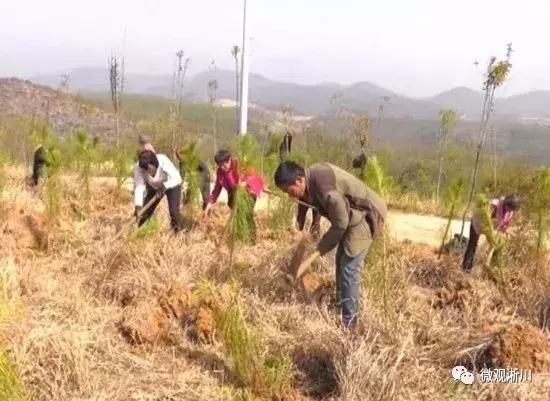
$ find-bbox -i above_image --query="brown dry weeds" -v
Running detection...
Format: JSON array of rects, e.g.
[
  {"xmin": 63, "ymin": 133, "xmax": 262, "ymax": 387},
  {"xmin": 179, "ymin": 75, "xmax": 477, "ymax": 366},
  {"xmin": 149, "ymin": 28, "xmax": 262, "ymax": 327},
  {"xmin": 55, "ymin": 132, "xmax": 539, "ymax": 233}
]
[{"xmin": 1, "ymin": 166, "xmax": 550, "ymax": 401}]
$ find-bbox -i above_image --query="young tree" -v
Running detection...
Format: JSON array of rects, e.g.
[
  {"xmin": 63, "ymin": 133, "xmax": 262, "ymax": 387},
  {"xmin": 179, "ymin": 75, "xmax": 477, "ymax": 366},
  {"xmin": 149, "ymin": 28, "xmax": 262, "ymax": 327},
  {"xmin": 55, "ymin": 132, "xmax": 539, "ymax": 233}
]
[
  {"xmin": 490, "ymin": 124, "xmax": 498, "ymax": 191},
  {"xmin": 59, "ymin": 73, "xmax": 71, "ymax": 93},
  {"xmin": 170, "ymin": 50, "xmax": 191, "ymax": 153},
  {"xmin": 108, "ymin": 54, "xmax": 125, "ymax": 148},
  {"xmin": 281, "ymin": 104, "xmax": 293, "ymax": 133},
  {"xmin": 376, "ymin": 95, "xmax": 390, "ymax": 131},
  {"xmin": 354, "ymin": 116, "xmax": 370, "ymax": 155},
  {"xmin": 436, "ymin": 109, "xmax": 457, "ymax": 203},
  {"xmin": 459, "ymin": 44, "xmax": 513, "ymax": 239},
  {"xmin": 208, "ymin": 60, "xmax": 218, "ymax": 150},
  {"xmin": 438, "ymin": 178, "xmax": 465, "ymax": 258},
  {"xmin": 231, "ymin": 45, "xmax": 241, "ymax": 134}
]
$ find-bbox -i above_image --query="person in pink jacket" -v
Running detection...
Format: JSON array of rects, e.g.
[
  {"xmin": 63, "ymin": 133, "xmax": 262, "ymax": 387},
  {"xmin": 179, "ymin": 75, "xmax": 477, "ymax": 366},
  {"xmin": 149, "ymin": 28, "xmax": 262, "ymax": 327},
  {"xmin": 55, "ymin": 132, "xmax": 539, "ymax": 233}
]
[
  {"xmin": 462, "ymin": 193, "xmax": 521, "ymax": 271},
  {"xmin": 204, "ymin": 149, "xmax": 265, "ymax": 216}
]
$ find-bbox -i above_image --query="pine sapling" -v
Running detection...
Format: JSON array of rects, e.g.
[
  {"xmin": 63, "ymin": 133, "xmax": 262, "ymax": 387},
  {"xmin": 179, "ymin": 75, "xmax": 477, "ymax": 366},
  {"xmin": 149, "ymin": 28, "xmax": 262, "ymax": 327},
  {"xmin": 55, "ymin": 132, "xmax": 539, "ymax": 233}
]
[
  {"xmin": 180, "ymin": 142, "xmax": 202, "ymax": 225},
  {"xmin": 438, "ymin": 178, "xmax": 464, "ymax": 258},
  {"xmin": 227, "ymin": 135, "xmax": 262, "ymax": 250},
  {"xmin": 361, "ymin": 155, "xmax": 390, "ymax": 311},
  {"xmin": 73, "ymin": 130, "xmax": 94, "ymax": 211}
]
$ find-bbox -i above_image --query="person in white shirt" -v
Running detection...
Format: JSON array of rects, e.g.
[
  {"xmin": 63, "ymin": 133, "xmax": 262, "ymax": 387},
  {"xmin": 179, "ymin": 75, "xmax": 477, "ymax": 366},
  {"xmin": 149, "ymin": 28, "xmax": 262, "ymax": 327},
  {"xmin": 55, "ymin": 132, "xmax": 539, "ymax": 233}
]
[{"xmin": 134, "ymin": 150, "xmax": 183, "ymax": 233}]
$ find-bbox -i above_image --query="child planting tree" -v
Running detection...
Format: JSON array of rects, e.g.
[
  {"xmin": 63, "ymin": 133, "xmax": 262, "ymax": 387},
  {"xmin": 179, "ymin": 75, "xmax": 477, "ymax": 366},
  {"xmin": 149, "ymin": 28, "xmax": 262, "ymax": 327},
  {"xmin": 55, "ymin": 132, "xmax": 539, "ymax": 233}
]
[
  {"xmin": 133, "ymin": 150, "xmax": 184, "ymax": 233},
  {"xmin": 204, "ymin": 149, "xmax": 266, "ymax": 244},
  {"xmin": 462, "ymin": 193, "xmax": 521, "ymax": 271}
]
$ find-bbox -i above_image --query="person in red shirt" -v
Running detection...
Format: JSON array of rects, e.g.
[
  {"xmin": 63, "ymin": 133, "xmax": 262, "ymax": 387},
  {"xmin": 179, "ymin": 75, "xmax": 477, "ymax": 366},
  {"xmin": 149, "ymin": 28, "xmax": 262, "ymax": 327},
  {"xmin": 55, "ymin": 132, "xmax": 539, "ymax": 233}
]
[{"xmin": 204, "ymin": 149, "xmax": 265, "ymax": 216}]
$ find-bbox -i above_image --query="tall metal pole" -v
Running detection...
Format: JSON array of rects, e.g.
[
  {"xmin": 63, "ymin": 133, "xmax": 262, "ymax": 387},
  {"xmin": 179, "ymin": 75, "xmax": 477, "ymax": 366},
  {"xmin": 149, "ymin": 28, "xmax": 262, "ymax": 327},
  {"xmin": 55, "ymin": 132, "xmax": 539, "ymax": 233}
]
[{"xmin": 239, "ymin": 0, "xmax": 249, "ymax": 136}]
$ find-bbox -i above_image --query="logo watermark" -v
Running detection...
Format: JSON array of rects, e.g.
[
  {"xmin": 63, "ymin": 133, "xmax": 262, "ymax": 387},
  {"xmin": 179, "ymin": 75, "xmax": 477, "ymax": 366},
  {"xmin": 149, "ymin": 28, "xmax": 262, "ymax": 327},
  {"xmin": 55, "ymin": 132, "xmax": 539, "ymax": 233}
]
[{"xmin": 452, "ymin": 366, "xmax": 533, "ymax": 385}]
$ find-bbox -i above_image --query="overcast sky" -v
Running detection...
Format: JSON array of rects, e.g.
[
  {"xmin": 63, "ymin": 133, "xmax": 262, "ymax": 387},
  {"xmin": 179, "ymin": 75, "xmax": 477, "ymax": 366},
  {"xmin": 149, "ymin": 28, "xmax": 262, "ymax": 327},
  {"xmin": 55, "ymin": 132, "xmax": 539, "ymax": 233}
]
[{"xmin": 1, "ymin": 0, "xmax": 548, "ymax": 97}]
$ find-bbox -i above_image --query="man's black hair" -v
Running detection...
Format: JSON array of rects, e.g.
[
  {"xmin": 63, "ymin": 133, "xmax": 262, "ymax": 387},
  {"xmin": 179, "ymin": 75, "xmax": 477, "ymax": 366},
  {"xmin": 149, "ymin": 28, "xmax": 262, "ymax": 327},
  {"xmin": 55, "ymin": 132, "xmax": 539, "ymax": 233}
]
[
  {"xmin": 138, "ymin": 150, "xmax": 159, "ymax": 170},
  {"xmin": 504, "ymin": 193, "xmax": 521, "ymax": 211},
  {"xmin": 274, "ymin": 161, "xmax": 305, "ymax": 188},
  {"xmin": 214, "ymin": 149, "xmax": 232, "ymax": 165}
]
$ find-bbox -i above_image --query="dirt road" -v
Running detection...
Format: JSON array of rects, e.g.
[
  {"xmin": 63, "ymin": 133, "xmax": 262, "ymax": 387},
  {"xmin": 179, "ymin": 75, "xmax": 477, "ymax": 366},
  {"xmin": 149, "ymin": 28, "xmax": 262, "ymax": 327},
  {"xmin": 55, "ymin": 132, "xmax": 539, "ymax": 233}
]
[{"xmin": 386, "ymin": 211, "xmax": 469, "ymax": 248}]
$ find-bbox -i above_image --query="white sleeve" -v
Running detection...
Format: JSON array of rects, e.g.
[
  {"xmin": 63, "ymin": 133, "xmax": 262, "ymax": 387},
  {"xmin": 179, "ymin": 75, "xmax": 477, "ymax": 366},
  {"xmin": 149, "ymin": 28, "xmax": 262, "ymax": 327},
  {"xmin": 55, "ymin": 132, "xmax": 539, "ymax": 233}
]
[
  {"xmin": 133, "ymin": 164, "xmax": 146, "ymax": 207},
  {"xmin": 158, "ymin": 155, "xmax": 182, "ymax": 189}
]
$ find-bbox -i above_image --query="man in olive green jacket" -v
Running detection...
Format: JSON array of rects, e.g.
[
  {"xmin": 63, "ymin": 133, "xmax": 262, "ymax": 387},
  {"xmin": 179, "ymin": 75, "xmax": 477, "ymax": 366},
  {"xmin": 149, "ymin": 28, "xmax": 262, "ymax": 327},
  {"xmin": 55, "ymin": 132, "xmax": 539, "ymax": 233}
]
[{"xmin": 274, "ymin": 161, "xmax": 387, "ymax": 328}]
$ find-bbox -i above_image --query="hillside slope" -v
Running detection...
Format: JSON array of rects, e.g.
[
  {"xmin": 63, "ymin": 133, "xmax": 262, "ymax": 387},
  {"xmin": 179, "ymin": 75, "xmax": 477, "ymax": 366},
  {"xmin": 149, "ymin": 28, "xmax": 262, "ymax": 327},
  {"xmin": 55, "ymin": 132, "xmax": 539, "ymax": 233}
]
[
  {"xmin": 30, "ymin": 67, "xmax": 550, "ymax": 119},
  {"xmin": 0, "ymin": 78, "xmax": 132, "ymax": 140}
]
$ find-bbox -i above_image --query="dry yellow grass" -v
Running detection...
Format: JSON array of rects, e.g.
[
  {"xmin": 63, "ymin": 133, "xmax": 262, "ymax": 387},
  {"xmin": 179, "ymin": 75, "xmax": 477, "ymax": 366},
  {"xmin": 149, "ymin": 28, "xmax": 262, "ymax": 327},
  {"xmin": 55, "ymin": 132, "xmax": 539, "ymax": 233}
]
[{"xmin": 0, "ymin": 165, "xmax": 549, "ymax": 401}]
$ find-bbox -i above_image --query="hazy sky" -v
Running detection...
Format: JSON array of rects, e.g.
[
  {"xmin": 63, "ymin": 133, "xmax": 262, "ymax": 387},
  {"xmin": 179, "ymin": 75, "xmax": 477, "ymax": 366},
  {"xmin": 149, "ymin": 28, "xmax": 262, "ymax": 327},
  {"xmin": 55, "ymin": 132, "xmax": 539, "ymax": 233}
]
[{"xmin": 1, "ymin": 0, "xmax": 549, "ymax": 97}]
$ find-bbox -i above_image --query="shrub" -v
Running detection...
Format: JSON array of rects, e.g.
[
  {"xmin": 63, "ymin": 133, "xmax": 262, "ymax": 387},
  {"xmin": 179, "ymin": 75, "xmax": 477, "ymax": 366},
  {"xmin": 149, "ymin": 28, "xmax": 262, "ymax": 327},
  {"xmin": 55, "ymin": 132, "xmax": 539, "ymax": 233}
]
[{"xmin": 0, "ymin": 350, "xmax": 25, "ymax": 401}]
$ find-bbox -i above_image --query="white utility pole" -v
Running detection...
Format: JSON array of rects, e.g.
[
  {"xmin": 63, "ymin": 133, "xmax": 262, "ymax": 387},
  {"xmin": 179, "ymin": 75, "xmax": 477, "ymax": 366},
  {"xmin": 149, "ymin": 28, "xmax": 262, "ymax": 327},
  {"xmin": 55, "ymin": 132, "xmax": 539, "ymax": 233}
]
[{"xmin": 239, "ymin": 0, "xmax": 250, "ymax": 135}]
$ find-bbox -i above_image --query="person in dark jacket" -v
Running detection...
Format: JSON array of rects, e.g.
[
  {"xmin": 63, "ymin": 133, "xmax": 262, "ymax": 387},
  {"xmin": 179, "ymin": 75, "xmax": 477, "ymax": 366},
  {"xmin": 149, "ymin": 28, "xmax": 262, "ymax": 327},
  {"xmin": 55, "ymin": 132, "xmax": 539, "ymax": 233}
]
[
  {"xmin": 279, "ymin": 131, "xmax": 293, "ymax": 162},
  {"xmin": 30, "ymin": 145, "xmax": 48, "ymax": 186},
  {"xmin": 274, "ymin": 160, "xmax": 387, "ymax": 328},
  {"xmin": 175, "ymin": 147, "xmax": 211, "ymax": 211}
]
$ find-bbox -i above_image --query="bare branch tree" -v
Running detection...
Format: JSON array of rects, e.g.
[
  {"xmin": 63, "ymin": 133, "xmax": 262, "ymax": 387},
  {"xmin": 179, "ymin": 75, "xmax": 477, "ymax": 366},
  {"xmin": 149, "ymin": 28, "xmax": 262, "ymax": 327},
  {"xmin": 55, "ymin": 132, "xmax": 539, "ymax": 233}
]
[
  {"xmin": 59, "ymin": 73, "xmax": 71, "ymax": 93},
  {"xmin": 459, "ymin": 44, "xmax": 513, "ymax": 239},
  {"xmin": 281, "ymin": 104, "xmax": 294, "ymax": 133},
  {"xmin": 231, "ymin": 45, "xmax": 241, "ymax": 135},
  {"xmin": 376, "ymin": 96, "xmax": 390, "ymax": 132},
  {"xmin": 108, "ymin": 54, "xmax": 125, "ymax": 148},
  {"xmin": 208, "ymin": 60, "xmax": 218, "ymax": 150},
  {"xmin": 170, "ymin": 50, "xmax": 191, "ymax": 152}
]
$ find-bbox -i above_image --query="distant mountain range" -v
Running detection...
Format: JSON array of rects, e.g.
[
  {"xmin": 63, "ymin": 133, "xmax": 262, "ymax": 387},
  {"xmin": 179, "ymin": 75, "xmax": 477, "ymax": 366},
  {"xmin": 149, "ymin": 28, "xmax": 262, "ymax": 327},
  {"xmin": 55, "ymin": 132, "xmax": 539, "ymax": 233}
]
[{"xmin": 28, "ymin": 67, "xmax": 550, "ymax": 120}]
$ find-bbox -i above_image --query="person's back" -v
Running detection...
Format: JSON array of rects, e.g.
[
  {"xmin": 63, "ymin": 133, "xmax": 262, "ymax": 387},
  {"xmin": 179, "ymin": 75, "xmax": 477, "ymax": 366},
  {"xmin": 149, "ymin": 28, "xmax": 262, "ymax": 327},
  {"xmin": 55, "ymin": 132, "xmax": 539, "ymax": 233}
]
[
  {"xmin": 308, "ymin": 162, "xmax": 387, "ymax": 230},
  {"xmin": 273, "ymin": 160, "xmax": 387, "ymax": 328}
]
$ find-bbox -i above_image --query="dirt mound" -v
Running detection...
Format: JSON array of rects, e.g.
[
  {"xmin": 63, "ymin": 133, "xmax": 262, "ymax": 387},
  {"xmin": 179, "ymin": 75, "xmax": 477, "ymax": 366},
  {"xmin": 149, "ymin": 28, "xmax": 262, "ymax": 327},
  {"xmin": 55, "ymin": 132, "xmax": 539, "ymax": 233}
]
[
  {"xmin": 1, "ymin": 207, "xmax": 48, "ymax": 252},
  {"xmin": 401, "ymin": 243, "xmax": 472, "ymax": 309},
  {"xmin": 118, "ymin": 284, "xmax": 216, "ymax": 345},
  {"xmin": 300, "ymin": 273, "xmax": 334, "ymax": 303},
  {"xmin": 433, "ymin": 277, "xmax": 471, "ymax": 310},
  {"xmin": 476, "ymin": 324, "xmax": 550, "ymax": 372}
]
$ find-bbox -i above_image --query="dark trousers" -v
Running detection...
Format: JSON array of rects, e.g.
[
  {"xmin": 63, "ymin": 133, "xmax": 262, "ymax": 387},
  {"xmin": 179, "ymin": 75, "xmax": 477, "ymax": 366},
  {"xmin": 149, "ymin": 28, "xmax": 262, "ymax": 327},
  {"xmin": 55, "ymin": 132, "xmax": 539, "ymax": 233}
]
[
  {"xmin": 462, "ymin": 224, "xmax": 480, "ymax": 271},
  {"xmin": 138, "ymin": 185, "xmax": 183, "ymax": 233},
  {"xmin": 31, "ymin": 161, "xmax": 45, "ymax": 186},
  {"xmin": 200, "ymin": 180, "xmax": 211, "ymax": 211},
  {"xmin": 335, "ymin": 245, "xmax": 368, "ymax": 328}
]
